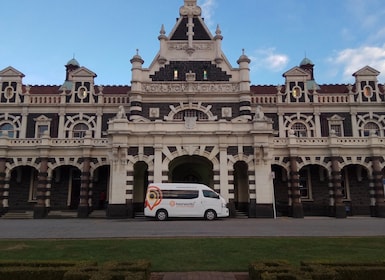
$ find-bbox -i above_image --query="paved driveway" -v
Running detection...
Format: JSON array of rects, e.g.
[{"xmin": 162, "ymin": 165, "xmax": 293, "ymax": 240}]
[{"xmin": 0, "ymin": 217, "xmax": 384, "ymax": 239}]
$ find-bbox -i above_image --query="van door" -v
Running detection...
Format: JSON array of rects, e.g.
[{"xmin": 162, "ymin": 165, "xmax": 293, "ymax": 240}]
[
  {"xmin": 166, "ymin": 189, "xmax": 201, "ymax": 217},
  {"xmin": 201, "ymin": 189, "xmax": 221, "ymax": 213}
]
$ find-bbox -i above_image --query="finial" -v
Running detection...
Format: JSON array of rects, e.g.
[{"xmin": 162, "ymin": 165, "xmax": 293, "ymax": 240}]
[
  {"xmin": 242, "ymin": 49, "xmax": 245, "ymax": 55},
  {"xmin": 215, "ymin": 24, "xmax": 221, "ymax": 35},
  {"xmin": 160, "ymin": 24, "xmax": 166, "ymax": 35},
  {"xmin": 136, "ymin": 49, "xmax": 139, "ymax": 55}
]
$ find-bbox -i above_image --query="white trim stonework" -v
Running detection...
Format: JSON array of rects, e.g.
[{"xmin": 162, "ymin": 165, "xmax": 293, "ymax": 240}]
[{"xmin": 0, "ymin": 0, "xmax": 384, "ymax": 219}]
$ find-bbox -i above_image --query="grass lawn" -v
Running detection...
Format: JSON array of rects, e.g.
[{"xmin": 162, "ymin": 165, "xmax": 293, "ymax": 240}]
[{"xmin": 0, "ymin": 237, "xmax": 384, "ymax": 272}]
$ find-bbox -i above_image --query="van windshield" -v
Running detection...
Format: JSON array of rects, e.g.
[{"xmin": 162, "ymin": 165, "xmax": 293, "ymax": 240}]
[{"xmin": 203, "ymin": 190, "xmax": 219, "ymax": 199}]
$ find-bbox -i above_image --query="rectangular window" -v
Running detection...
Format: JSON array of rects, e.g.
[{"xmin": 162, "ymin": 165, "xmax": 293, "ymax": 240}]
[
  {"xmin": 330, "ymin": 124, "xmax": 342, "ymax": 136},
  {"xmin": 162, "ymin": 190, "xmax": 199, "ymax": 199},
  {"xmin": 173, "ymin": 69, "xmax": 178, "ymax": 80},
  {"xmin": 37, "ymin": 125, "xmax": 49, "ymax": 138},
  {"xmin": 299, "ymin": 168, "xmax": 310, "ymax": 199},
  {"xmin": 29, "ymin": 171, "xmax": 38, "ymax": 201}
]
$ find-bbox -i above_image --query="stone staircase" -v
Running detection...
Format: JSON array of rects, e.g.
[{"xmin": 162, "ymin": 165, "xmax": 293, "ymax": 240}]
[
  {"xmin": 135, "ymin": 212, "xmax": 146, "ymax": 219},
  {"xmin": 235, "ymin": 210, "xmax": 249, "ymax": 219},
  {"xmin": 47, "ymin": 210, "xmax": 77, "ymax": 218},
  {"xmin": 1, "ymin": 211, "xmax": 33, "ymax": 219},
  {"xmin": 88, "ymin": 210, "xmax": 107, "ymax": 218}
]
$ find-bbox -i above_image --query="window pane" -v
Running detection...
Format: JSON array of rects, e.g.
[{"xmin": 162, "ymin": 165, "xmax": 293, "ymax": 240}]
[
  {"xmin": 292, "ymin": 123, "xmax": 307, "ymax": 137},
  {"xmin": 363, "ymin": 122, "xmax": 379, "ymax": 136},
  {"xmin": 330, "ymin": 124, "xmax": 342, "ymax": 136},
  {"xmin": 38, "ymin": 125, "xmax": 49, "ymax": 138},
  {"xmin": 0, "ymin": 123, "xmax": 15, "ymax": 138},
  {"xmin": 73, "ymin": 123, "xmax": 88, "ymax": 138}
]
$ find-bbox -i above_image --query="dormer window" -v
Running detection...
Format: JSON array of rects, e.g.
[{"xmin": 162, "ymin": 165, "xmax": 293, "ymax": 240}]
[
  {"xmin": 363, "ymin": 86, "xmax": 373, "ymax": 98},
  {"xmin": 292, "ymin": 86, "xmax": 302, "ymax": 98}
]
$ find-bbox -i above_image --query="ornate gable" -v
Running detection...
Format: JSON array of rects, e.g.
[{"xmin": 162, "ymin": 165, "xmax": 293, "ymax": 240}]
[
  {"xmin": 352, "ymin": 66, "xmax": 380, "ymax": 78},
  {"xmin": 70, "ymin": 67, "xmax": 97, "ymax": 79},
  {"xmin": 0, "ymin": 66, "xmax": 25, "ymax": 81},
  {"xmin": 283, "ymin": 67, "xmax": 309, "ymax": 78}
]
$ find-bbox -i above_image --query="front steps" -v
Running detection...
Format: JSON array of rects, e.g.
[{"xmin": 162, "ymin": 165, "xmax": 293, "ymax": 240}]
[{"xmin": 1, "ymin": 211, "xmax": 33, "ymax": 219}]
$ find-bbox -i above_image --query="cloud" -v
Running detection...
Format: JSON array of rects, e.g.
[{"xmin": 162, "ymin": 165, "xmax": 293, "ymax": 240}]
[
  {"xmin": 199, "ymin": 0, "xmax": 217, "ymax": 29},
  {"xmin": 250, "ymin": 48, "xmax": 289, "ymax": 72},
  {"xmin": 332, "ymin": 44, "xmax": 385, "ymax": 81}
]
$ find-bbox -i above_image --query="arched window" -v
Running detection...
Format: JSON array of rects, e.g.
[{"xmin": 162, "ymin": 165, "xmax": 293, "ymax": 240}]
[
  {"xmin": 72, "ymin": 123, "xmax": 89, "ymax": 138},
  {"xmin": 291, "ymin": 122, "xmax": 307, "ymax": 137},
  {"xmin": 363, "ymin": 122, "xmax": 379, "ymax": 136},
  {"xmin": 0, "ymin": 123, "xmax": 15, "ymax": 138},
  {"xmin": 173, "ymin": 109, "xmax": 209, "ymax": 121}
]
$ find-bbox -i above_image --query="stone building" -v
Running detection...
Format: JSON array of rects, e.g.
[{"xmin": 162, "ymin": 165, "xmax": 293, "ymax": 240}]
[{"xmin": 0, "ymin": 0, "xmax": 384, "ymax": 219}]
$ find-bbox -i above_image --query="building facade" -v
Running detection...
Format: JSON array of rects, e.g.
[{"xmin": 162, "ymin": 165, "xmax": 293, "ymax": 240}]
[{"xmin": 0, "ymin": 0, "xmax": 384, "ymax": 219}]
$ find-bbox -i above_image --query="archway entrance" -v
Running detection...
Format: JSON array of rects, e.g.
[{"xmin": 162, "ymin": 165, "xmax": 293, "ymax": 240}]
[
  {"xmin": 133, "ymin": 161, "xmax": 149, "ymax": 213},
  {"xmin": 169, "ymin": 155, "xmax": 213, "ymax": 187},
  {"xmin": 234, "ymin": 161, "xmax": 249, "ymax": 214},
  {"xmin": 8, "ymin": 166, "xmax": 38, "ymax": 210},
  {"xmin": 51, "ymin": 165, "xmax": 81, "ymax": 210},
  {"xmin": 92, "ymin": 165, "xmax": 110, "ymax": 210},
  {"xmin": 272, "ymin": 164, "xmax": 289, "ymax": 217}
]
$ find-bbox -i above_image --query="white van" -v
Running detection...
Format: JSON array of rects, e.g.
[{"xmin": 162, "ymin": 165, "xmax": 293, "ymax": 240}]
[{"xmin": 144, "ymin": 183, "xmax": 229, "ymax": 221}]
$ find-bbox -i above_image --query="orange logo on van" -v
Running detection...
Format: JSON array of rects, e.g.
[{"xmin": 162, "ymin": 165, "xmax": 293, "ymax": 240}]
[{"xmin": 145, "ymin": 186, "xmax": 163, "ymax": 210}]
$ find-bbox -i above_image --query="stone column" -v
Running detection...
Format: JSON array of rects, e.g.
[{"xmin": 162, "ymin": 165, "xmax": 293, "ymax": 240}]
[
  {"xmin": 153, "ymin": 145, "xmax": 163, "ymax": 183},
  {"xmin": 219, "ymin": 145, "xmax": 234, "ymax": 216},
  {"xmin": 331, "ymin": 157, "xmax": 346, "ymax": 218},
  {"xmin": 78, "ymin": 157, "xmax": 91, "ymax": 218},
  {"xmin": 34, "ymin": 158, "xmax": 49, "ymax": 218},
  {"xmin": 289, "ymin": 157, "xmax": 303, "ymax": 218},
  {"xmin": 0, "ymin": 158, "xmax": 6, "ymax": 215},
  {"xmin": 372, "ymin": 156, "xmax": 385, "ymax": 217}
]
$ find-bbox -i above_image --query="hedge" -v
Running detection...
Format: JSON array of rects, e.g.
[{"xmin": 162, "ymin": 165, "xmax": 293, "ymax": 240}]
[
  {"xmin": 250, "ymin": 261, "xmax": 385, "ymax": 280},
  {"xmin": 0, "ymin": 260, "xmax": 151, "ymax": 280}
]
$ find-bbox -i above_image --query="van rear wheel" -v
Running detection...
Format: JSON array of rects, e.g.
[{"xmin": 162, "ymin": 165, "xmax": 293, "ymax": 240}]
[
  {"xmin": 156, "ymin": 209, "xmax": 168, "ymax": 221},
  {"xmin": 204, "ymin": 209, "xmax": 217, "ymax": 221}
]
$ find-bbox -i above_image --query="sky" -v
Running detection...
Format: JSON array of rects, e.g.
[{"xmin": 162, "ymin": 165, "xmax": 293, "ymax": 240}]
[{"xmin": 1, "ymin": 0, "xmax": 385, "ymax": 86}]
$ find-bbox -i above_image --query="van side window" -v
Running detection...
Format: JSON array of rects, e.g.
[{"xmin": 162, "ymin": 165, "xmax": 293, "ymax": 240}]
[
  {"xmin": 162, "ymin": 190, "xmax": 199, "ymax": 199},
  {"xmin": 203, "ymin": 190, "xmax": 219, "ymax": 199}
]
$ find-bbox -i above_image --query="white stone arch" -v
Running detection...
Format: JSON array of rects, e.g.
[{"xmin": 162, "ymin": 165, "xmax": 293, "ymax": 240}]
[
  {"xmin": 272, "ymin": 157, "xmax": 291, "ymax": 172},
  {"xmin": 0, "ymin": 114, "xmax": 21, "ymax": 138},
  {"xmin": 164, "ymin": 102, "xmax": 218, "ymax": 121},
  {"xmin": 162, "ymin": 145, "xmax": 220, "ymax": 170},
  {"xmin": 356, "ymin": 113, "xmax": 385, "ymax": 136},
  {"xmin": 127, "ymin": 155, "xmax": 155, "ymax": 171},
  {"xmin": 284, "ymin": 113, "xmax": 316, "ymax": 137},
  {"xmin": 340, "ymin": 156, "xmax": 372, "ymax": 172},
  {"xmin": 50, "ymin": 157, "xmax": 83, "ymax": 171},
  {"xmin": 7, "ymin": 157, "xmax": 39, "ymax": 173},
  {"xmin": 64, "ymin": 114, "xmax": 97, "ymax": 138},
  {"xmin": 297, "ymin": 156, "xmax": 332, "ymax": 176}
]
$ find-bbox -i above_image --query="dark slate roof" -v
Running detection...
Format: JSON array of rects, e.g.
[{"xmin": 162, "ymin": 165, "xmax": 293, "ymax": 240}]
[
  {"xmin": 25, "ymin": 85, "xmax": 61, "ymax": 94},
  {"xmin": 170, "ymin": 17, "xmax": 211, "ymax": 40}
]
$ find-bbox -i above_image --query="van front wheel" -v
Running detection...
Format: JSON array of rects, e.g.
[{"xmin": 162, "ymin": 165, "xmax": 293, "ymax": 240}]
[
  {"xmin": 156, "ymin": 209, "xmax": 168, "ymax": 221},
  {"xmin": 204, "ymin": 209, "xmax": 217, "ymax": 221}
]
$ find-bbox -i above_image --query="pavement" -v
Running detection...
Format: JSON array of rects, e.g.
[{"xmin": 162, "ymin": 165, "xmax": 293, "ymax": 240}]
[{"xmin": 1, "ymin": 216, "xmax": 385, "ymax": 239}]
